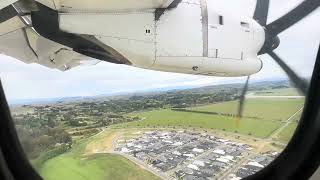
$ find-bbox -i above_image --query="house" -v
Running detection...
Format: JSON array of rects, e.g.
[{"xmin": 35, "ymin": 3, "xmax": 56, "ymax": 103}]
[
  {"xmin": 183, "ymin": 153, "xmax": 195, "ymax": 158},
  {"xmin": 211, "ymin": 161, "xmax": 227, "ymax": 167},
  {"xmin": 172, "ymin": 150, "xmax": 182, "ymax": 156},
  {"xmin": 216, "ymin": 157, "xmax": 230, "ymax": 163},
  {"xmin": 173, "ymin": 142, "xmax": 183, "ymax": 146},
  {"xmin": 181, "ymin": 167, "xmax": 194, "ymax": 175},
  {"xmin": 193, "ymin": 160, "xmax": 205, "ymax": 167},
  {"xmin": 247, "ymin": 161, "xmax": 264, "ymax": 168},
  {"xmin": 120, "ymin": 147, "xmax": 131, "ymax": 153},
  {"xmin": 187, "ymin": 164, "xmax": 199, "ymax": 171},
  {"xmin": 200, "ymin": 168, "xmax": 215, "ymax": 177},
  {"xmin": 221, "ymin": 155, "xmax": 234, "ymax": 161},
  {"xmin": 192, "ymin": 148, "xmax": 204, "ymax": 153},
  {"xmin": 213, "ymin": 149, "xmax": 226, "ymax": 155}
]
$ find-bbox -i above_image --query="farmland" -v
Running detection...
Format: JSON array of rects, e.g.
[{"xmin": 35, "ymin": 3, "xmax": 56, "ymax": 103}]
[
  {"xmin": 276, "ymin": 111, "xmax": 302, "ymax": 143},
  {"xmin": 249, "ymin": 88, "xmax": 300, "ymax": 96},
  {"xmin": 119, "ymin": 98, "xmax": 304, "ymax": 139},
  {"xmin": 277, "ymin": 122, "xmax": 298, "ymax": 143},
  {"xmin": 120, "ymin": 109, "xmax": 281, "ymax": 138},
  {"xmin": 189, "ymin": 98, "xmax": 304, "ymax": 121}
]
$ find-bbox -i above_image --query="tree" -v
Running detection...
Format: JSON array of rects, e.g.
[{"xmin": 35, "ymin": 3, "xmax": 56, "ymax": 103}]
[
  {"xmin": 36, "ymin": 135, "xmax": 55, "ymax": 150},
  {"xmin": 48, "ymin": 116, "xmax": 55, "ymax": 128},
  {"xmin": 56, "ymin": 131, "xmax": 72, "ymax": 143}
]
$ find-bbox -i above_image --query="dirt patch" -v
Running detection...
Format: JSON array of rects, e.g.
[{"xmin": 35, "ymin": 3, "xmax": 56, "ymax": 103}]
[{"xmin": 84, "ymin": 132, "xmax": 118, "ymax": 155}]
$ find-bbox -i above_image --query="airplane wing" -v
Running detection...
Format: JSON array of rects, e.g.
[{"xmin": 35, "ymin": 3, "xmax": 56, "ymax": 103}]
[
  {"xmin": 0, "ymin": 0, "xmax": 179, "ymax": 71},
  {"xmin": 0, "ymin": 1, "xmax": 100, "ymax": 71}
]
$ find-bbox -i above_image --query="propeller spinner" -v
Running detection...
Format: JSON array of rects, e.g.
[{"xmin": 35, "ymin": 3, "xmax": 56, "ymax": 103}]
[{"xmin": 236, "ymin": 0, "xmax": 319, "ymax": 121}]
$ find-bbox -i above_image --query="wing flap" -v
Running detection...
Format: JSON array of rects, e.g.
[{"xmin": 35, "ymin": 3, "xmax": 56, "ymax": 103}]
[
  {"xmin": 0, "ymin": 29, "xmax": 37, "ymax": 63},
  {"xmin": 25, "ymin": 28, "xmax": 93, "ymax": 71},
  {"xmin": 0, "ymin": 16, "xmax": 26, "ymax": 35},
  {"xmin": 0, "ymin": 27, "xmax": 92, "ymax": 71}
]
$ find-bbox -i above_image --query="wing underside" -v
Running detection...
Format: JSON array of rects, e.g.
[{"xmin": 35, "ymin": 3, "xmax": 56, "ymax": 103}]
[
  {"xmin": 0, "ymin": 2, "xmax": 99, "ymax": 71},
  {"xmin": 0, "ymin": 0, "xmax": 176, "ymax": 71},
  {"xmin": 38, "ymin": 0, "xmax": 175, "ymax": 12}
]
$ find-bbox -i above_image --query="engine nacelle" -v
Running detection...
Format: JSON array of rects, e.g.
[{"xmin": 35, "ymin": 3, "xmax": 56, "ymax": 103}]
[
  {"xmin": 0, "ymin": 0, "xmax": 266, "ymax": 76},
  {"xmin": 152, "ymin": 57, "xmax": 263, "ymax": 77}
]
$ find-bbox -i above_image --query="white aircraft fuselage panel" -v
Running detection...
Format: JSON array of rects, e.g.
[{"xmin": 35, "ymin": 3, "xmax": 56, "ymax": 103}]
[
  {"xmin": 1, "ymin": 0, "xmax": 265, "ymax": 76},
  {"xmin": 59, "ymin": 11, "xmax": 156, "ymax": 68},
  {"xmin": 156, "ymin": 2, "xmax": 203, "ymax": 57},
  {"xmin": 58, "ymin": 0, "xmax": 265, "ymax": 76}
]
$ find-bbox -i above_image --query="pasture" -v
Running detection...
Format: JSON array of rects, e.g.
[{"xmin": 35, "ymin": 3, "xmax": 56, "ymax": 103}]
[{"xmin": 120, "ymin": 98, "xmax": 304, "ymax": 139}]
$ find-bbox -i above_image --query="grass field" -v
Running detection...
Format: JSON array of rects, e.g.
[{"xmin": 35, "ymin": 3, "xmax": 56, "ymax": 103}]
[
  {"xmin": 189, "ymin": 98, "xmax": 304, "ymax": 121},
  {"xmin": 38, "ymin": 130, "xmax": 160, "ymax": 180},
  {"xmin": 120, "ymin": 109, "xmax": 283, "ymax": 138},
  {"xmin": 277, "ymin": 123, "xmax": 298, "ymax": 143},
  {"xmin": 276, "ymin": 111, "xmax": 302, "ymax": 143},
  {"xmin": 250, "ymin": 88, "xmax": 300, "ymax": 96},
  {"xmin": 119, "ymin": 98, "xmax": 304, "ymax": 139}
]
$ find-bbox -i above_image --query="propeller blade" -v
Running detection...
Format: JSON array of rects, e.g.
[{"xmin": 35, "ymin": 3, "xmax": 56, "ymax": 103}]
[
  {"xmin": 268, "ymin": 51, "xmax": 308, "ymax": 95},
  {"xmin": 253, "ymin": 0, "xmax": 270, "ymax": 26},
  {"xmin": 237, "ymin": 76, "xmax": 250, "ymax": 119},
  {"xmin": 266, "ymin": 0, "xmax": 319, "ymax": 36}
]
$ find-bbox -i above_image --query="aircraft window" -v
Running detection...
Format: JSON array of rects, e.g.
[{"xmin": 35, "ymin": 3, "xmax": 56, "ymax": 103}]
[{"xmin": 0, "ymin": 1, "xmax": 319, "ymax": 180}]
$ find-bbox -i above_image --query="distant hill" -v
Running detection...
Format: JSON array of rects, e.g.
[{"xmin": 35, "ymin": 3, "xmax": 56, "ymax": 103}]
[{"xmin": 9, "ymin": 79, "xmax": 291, "ymax": 106}]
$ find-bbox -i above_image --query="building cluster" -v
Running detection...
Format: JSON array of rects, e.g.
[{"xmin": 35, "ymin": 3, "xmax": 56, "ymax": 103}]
[
  {"xmin": 115, "ymin": 131, "xmax": 278, "ymax": 180},
  {"xmin": 227, "ymin": 151, "xmax": 277, "ymax": 180}
]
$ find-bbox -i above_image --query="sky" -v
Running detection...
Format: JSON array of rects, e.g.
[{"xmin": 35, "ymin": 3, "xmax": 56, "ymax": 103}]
[{"xmin": 0, "ymin": 0, "xmax": 319, "ymax": 101}]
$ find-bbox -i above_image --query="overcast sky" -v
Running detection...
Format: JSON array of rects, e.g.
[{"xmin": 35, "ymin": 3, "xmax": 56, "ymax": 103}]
[{"xmin": 0, "ymin": 0, "xmax": 319, "ymax": 101}]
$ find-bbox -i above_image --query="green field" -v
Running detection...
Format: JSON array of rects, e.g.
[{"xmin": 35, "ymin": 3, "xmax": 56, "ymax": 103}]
[
  {"xmin": 250, "ymin": 88, "xmax": 300, "ymax": 96},
  {"xmin": 276, "ymin": 111, "xmax": 302, "ymax": 143},
  {"xmin": 119, "ymin": 98, "xmax": 304, "ymax": 139},
  {"xmin": 277, "ymin": 123, "xmax": 298, "ymax": 143},
  {"xmin": 189, "ymin": 98, "xmax": 304, "ymax": 121},
  {"xmin": 38, "ymin": 132, "xmax": 160, "ymax": 180},
  {"xmin": 121, "ymin": 109, "xmax": 282, "ymax": 138}
]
